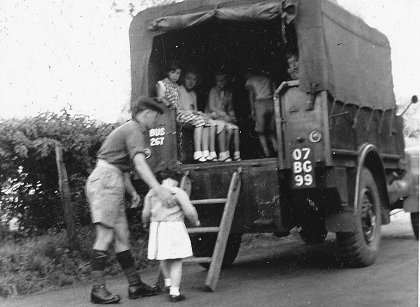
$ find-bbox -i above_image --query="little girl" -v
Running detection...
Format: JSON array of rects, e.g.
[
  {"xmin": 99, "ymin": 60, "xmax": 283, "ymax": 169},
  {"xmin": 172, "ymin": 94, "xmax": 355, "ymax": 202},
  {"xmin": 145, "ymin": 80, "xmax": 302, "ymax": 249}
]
[
  {"xmin": 142, "ymin": 167, "xmax": 200, "ymax": 302},
  {"xmin": 178, "ymin": 68, "xmax": 214, "ymax": 162},
  {"xmin": 206, "ymin": 71, "xmax": 241, "ymax": 162},
  {"xmin": 156, "ymin": 60, "xmax": 182, "ymax": 108},
  {"xmin": 157, "ymin": 61, "xmax": 212, "ymax": 162}
]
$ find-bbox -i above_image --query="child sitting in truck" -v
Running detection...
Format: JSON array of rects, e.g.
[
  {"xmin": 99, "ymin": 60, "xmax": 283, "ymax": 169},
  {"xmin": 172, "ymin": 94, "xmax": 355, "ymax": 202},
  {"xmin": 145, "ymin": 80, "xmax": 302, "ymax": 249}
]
[
  {"xmin": 143, "ymin": 166, "xmax": 200, "ymax": 302},
  {"xmin": 156, "ymin": 60, "xmax": 182, "ymax": 108},
  {"xmin": 178, "ymin": 68, "xmax": 213, "ymax": 162},
  {"xmin": 157, "ymin": 61, "xmax": 211, "ymax": 162},
  {"xmin": 205, "ymin": 71, "xmax": 241, "ymax": 162}
]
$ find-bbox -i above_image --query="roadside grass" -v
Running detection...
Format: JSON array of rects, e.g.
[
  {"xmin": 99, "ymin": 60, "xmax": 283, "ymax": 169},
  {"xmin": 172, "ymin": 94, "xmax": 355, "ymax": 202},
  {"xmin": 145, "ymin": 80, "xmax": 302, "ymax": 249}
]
[
  {"xmin": 0, "ymin": 227, "xmax": 153, "ymax": 298},
  {"xmin": 0, "ymin": 229, "xmax": 298, "ymax": 298}
]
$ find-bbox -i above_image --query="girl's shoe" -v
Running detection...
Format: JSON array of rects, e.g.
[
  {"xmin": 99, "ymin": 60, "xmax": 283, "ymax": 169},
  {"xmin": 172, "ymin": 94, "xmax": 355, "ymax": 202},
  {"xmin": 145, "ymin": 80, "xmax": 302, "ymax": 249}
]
[
  {"xmin": 233, "ymin": 151, "xmax": 241, "ymax": 161},
  {"xmin": 200, "ymin": 150, "xmax": 209, "ymax": 162},
  {"xmin": 198, "ymin": 156, "xmax": 207, "ymax": 162},
  {"xmin": 207, "ymin": 151, "xmax": 217, "ymax": 161},
  {"xmin": 193, "ymin": 151, "xmax": 203, "ymax": 161},
  {"xmin": 169, "ymin": 294, "xmax": 186, "ymax": 302},
  {"xmin": 219, "ymin": 151, "xmax": 232, "ymax": 162}
]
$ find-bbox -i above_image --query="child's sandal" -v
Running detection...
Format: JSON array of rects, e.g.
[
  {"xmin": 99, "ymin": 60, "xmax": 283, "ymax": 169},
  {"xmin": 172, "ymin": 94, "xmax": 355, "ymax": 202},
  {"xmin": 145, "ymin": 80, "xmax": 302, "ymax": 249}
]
[{"xmin": 169, "ymin": 294, "xmax": 186, "ymax": 302}]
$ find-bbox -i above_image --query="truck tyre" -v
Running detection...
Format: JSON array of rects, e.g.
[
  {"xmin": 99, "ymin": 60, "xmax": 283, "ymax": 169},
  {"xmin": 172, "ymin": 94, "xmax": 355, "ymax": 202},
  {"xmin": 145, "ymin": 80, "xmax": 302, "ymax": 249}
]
[
  {"xmin": 190, "ymin": 233, "xmax": 242, "ymax": 269},
  {"xmin": 336, "ymin": 167, "xmax": 382, "ymax": 267},
  {"xmin": 411, "ymin": 212, "xmax": 419, "ymax": 240},
  {"xmin": 299, "ymin": 226, "xmax": 328, "ymax": 244}
]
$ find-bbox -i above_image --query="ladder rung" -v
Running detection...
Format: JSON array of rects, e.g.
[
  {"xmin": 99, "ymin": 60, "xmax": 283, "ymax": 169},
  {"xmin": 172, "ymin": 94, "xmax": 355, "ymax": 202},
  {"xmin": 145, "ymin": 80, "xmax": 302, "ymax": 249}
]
[
  {"xmin": 191, "ymin": 198, "xmax": 227, "ymax": 205},
  {"xmin": 188, "ymin": 227, "xmax": 220, "ymax": 233},
  {"xmin": 184, "ymin": 257, "xmax": 212, "ymax": 263}
]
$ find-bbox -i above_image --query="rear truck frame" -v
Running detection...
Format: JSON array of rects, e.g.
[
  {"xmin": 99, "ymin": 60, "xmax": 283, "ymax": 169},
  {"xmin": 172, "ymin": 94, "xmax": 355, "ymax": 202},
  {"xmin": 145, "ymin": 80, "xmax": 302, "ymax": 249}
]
[
  {"xmin": 152, "ymin": 81, "xmax": 415, "ymax": 270},
  {"xmin": 129, "ymin": 0, "xmax": 418, "ymax": 279}
]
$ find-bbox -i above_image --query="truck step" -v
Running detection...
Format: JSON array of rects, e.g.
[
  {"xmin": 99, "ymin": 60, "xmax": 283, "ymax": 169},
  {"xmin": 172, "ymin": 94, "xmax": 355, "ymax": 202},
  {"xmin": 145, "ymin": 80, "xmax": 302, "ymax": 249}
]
[
  {"xmin": 187, "ymin": 227, "xmax": 220, "ymax": 233},
  {"xmin": 191, "ymin": 198, "xmax": 227, "ymax": 205},
  {"xmin": 184, "ymin": 257, "xmax": 212, "ymax": 263}
]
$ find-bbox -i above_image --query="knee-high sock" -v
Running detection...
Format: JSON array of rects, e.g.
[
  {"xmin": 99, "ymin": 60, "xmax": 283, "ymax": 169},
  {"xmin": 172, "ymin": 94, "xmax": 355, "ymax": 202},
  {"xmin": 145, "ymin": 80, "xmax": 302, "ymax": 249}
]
[
  {"xmin": 91, "ymin": 249, "xmax": 108, "ymax": 287},
  {"xmin": 117, "ymin": 250, "xmax": 141, "ymax": 286}
]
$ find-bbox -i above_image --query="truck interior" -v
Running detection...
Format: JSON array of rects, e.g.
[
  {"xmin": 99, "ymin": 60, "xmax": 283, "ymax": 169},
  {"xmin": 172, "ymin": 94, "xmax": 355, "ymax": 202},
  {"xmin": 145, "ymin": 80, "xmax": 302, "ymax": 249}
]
[{"xmin": 148, "ymin": 17, "xmax": 298, "ymax": 161}]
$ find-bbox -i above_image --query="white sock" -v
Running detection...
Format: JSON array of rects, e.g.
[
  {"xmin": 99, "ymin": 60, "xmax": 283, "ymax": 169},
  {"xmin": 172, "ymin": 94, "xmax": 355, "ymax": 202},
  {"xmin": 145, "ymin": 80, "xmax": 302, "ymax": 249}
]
[
  {"xmin": 170, "ymin": 286, "xmax": 180, "ymax": 296},
  {"xmin": 202, "ymin": 150, "xmax": 209, "ymax": 157},
  {"xmin": 164, "ymin": 278, "xmax": 171, "ymax": 287}
]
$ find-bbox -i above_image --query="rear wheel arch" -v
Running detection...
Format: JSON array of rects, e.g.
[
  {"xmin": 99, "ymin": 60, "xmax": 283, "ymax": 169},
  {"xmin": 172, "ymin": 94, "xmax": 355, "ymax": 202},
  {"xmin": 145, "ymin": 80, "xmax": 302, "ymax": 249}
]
[
  {"xmin": 356, "ymin": 144, "xmax": 390, "ymax": 223},
  {"xmin": 337, "ymin": 166, "xmax": 382, "ymax": 267}
]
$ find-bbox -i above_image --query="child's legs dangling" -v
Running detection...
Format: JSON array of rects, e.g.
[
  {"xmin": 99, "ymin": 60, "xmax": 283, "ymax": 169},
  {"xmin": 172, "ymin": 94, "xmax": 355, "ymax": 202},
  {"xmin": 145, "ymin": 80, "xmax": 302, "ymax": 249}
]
[
  {"xmin": 258, "ymin": 133, "xmax": 271, "ymax": 157},
  {"xmin": 218, "ymin": 128, "xmax": 226, "ymax": 153},
  {"xmin": 226, "ymin": 128, "xmax": 233, "ymax": 152},
  {"xmin": 209, "ymin": 125, "xmax": 216, "ymax": 153},
  {"xmin": 193, "ymin": 126, "xmax": 203, "ymax": 152},
  {"xmin": 233, "ymin": 129, "xmax": 240, "ymax": 152},
  {"xmin": 202, "ymin": 127, "xmax": 209, "ymax": 152}
]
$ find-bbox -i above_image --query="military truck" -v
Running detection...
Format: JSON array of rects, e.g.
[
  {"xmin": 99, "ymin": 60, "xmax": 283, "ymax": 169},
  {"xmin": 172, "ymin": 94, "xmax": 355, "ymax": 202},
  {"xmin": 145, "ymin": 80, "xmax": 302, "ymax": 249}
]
[{"xmin": 129, "ymin": 0, "xmax": 418, "ymax": 271}]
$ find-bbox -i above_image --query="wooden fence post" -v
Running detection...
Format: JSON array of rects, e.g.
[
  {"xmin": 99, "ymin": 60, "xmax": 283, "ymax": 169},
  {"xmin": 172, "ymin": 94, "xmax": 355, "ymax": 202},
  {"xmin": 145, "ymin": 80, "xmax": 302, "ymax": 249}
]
[{"xmin": 55, "ymin": 144, "xmax": 80, "ymax": 251}]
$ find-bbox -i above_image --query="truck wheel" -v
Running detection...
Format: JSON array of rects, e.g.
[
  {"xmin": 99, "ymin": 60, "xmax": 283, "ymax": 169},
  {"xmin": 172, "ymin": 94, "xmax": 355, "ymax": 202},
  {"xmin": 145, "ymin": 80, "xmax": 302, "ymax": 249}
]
[
  {"xmin": 190, "ymin": 233, "xmax": 242, "ymax": 269},
  {"xmin": 299, "ymin": 226, "xmax": 327, "ymax": 244},
  {"xmin": 411, "ymin": 212, "xmax": 419, "ymax": 240},
  {"xmin": 336, "ymin": 167, "xmax": 382, "ymax": 267}
]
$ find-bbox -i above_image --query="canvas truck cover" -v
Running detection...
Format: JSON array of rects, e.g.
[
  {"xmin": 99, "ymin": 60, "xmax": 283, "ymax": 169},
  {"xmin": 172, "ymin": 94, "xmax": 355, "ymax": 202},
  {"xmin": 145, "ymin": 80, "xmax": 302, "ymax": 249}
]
[{"xmin": 129, "ymin": 0, "xmax": 396, "ymax": 111}]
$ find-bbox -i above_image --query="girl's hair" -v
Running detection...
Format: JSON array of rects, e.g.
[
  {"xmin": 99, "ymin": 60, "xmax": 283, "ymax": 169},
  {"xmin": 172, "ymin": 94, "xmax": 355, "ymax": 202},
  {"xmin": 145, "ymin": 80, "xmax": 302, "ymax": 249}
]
[
  {"xmin": 214, "ymin": 66, "xmax": 228, "ymax": 78},
  {"xmin": 182, "ymin": 65, "xmax": 200, "ymax": 85},
  {"xmin": 165, "ymin": 59, "xmax": 181, "ymax": 73},
  {"xmin": 183, "ymin": 64, "xmax": 198, "ymax": 76},
  {"xmin": 155, "ymin": 162, "xmax": 183, "ymax": 183}
]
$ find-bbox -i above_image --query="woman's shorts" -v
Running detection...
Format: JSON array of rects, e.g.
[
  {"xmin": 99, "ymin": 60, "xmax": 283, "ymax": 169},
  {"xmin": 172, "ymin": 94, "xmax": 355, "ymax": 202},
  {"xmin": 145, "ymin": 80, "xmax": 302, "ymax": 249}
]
[
  {"xmin": 85, "ymin": 160, "xmax": 126, "ymax": 229},
  {"xmin": 254, "ymin": 98, "xmax": 275, "ymax": 133}
]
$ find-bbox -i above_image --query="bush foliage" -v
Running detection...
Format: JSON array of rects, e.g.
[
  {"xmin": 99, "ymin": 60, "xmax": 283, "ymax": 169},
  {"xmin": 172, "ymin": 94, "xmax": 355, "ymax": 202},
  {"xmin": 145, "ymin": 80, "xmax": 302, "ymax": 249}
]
[{"xmin": 0, "ymin": 110, "xmax": 114, "ymax": 235}]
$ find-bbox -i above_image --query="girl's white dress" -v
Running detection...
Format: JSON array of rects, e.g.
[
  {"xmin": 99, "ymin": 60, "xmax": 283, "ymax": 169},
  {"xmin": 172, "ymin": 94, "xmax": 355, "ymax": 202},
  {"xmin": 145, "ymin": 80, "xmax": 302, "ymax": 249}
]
[
  {"xmin": 144, "ymin": 186, "xmax": 196, "ymax": 261},
  {"xmin": 147, "ymin": 220, "xmax": 193, "ymax": 260}
]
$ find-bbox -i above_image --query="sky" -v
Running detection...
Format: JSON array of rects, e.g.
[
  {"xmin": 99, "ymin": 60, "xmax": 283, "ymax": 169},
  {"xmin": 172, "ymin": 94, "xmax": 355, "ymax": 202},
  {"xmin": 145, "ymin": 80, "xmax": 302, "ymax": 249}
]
[{"xmin": 0, "ymin": 0, "xmax": 419, "ymax": 123}]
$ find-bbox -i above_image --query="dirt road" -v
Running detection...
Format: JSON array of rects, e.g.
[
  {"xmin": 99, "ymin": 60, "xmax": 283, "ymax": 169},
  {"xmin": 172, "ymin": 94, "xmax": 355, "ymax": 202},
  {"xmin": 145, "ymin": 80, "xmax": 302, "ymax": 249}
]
[{"xmin": 3, "ymin": 212, "xmax": 418, "ymax": 307}]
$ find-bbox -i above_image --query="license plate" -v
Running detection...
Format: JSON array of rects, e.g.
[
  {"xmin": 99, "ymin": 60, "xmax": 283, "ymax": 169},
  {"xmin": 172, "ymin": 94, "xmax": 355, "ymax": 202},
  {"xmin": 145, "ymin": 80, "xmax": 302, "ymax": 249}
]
[{"xmin": 291, "ymin": 147, "xmax": 315, "ymax": 188}]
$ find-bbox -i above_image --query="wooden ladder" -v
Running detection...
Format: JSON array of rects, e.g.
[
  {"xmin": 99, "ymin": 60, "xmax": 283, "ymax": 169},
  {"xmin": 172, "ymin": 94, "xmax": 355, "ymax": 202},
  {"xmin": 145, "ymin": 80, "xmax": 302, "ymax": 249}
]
[{"xmin": 182, "ymin": 167, "xmax": 242, "ymax": 292}]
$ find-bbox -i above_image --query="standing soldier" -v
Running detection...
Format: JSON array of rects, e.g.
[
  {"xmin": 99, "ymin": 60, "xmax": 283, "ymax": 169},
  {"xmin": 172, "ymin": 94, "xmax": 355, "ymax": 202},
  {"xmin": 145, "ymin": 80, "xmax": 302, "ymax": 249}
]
[{"xmin": 85, "ymin": 96, "xmax": 174, "ymax": 304}]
